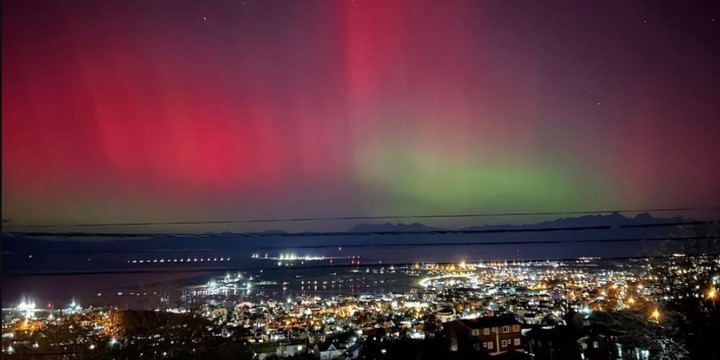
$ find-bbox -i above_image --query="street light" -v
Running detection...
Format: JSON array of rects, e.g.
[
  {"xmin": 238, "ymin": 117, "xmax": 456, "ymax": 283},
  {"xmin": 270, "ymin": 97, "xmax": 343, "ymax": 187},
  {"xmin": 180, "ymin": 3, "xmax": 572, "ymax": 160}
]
[
  {"xmin": 650, "ymin": 308, "xmax": 661, "ymax": 322},
  {"xmin": 707, "ymin": 287, "xmax": 716, "ymax": 301}
]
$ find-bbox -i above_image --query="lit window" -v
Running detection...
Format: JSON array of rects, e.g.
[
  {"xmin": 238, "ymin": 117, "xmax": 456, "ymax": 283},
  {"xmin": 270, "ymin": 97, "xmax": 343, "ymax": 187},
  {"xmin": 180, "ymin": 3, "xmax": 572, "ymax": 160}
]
[
  {"xmin": 593, "ymin": 341, "xmax": 599, "ymax": 349},
  {"xmin": 488, "ymin": 342, "xmax": 494, "ymax": 350},
  {"xmin": 492, "ymin": 327, "xmax": 497, "ymax": 333},
  {"xmin": 472, "ymin": 329, "xmax": 480, "ymax": 336},
  {"xmin": 501, "ymin": 340, "xmax": 507, "ymax": 347},
  {"xmin": 512, "ymin": 325, "xmax": 520, "ymax": 332},
  {"xmin": 514, "ymin": 338, "xmax": 521, "ymax": 346},
  {"xmin": 483, "ymin": 328, "xmax": 490, "ymax": 335},
  {"xmin": 502, "ymin": 326, "xmax": 510, "ymax": 333}
]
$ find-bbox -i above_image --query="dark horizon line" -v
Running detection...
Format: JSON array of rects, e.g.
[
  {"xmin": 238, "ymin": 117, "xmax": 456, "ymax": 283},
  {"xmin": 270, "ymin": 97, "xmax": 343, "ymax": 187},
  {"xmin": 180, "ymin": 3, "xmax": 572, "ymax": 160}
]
[
  {"xmin": 3, "ymin": 235, "xmax": 717, "ymax": 256},
  {"xmin": 4, "ymin": 206, "xmax": 719, "ymax": 229},
  {"xmin": 4, "ymin": 219, "xmax": 718, "ymax": 239}
]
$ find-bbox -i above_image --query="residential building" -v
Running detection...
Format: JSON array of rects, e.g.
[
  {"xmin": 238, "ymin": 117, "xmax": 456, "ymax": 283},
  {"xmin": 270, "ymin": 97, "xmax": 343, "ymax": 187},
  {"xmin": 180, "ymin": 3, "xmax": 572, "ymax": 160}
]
[{"xmin": 445, "ymin": 316, "xmax": 524, "ymax": 356}]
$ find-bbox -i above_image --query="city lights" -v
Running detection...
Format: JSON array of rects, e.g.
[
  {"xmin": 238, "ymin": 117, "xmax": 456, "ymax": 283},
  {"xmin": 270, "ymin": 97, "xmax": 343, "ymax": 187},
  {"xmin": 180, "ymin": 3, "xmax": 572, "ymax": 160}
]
[{"xmin": 2, "ymin": 255, "xmax": 717, "ymax": 358}]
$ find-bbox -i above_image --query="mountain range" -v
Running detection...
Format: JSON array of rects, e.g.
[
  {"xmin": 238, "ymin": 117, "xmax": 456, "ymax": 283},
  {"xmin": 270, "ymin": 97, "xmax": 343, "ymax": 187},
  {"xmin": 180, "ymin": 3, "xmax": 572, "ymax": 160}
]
[{"xmin": 3, "ymin": 212, "xmax": 716, "ymax": 273}]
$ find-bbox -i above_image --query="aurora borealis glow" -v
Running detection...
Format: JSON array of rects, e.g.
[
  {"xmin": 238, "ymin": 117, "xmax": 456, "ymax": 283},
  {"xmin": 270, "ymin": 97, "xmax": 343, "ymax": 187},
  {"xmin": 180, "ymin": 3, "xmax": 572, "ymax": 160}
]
[{"xmin": 3, "ymin": 0, "xmax": 720, "ymax": 230}]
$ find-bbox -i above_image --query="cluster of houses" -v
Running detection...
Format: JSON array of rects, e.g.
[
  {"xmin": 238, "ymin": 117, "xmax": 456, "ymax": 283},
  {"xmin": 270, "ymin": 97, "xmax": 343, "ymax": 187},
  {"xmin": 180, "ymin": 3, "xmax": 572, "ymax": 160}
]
[
  {"xmin": 248, "ymin": 338, "xmax": 362, "ymax": 360},
  {"xmin": 443, "ymin": 312, "xmax": 652, "ymax": 360},
  {"xmin": 233, "ymin": 311, "xmax": 653, "ymax": 360}
]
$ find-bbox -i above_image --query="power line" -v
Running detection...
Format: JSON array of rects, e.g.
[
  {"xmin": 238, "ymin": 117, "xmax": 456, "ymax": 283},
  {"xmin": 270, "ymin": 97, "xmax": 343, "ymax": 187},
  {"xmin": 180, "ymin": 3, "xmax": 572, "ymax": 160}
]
[
  {"xmin": 3, "ymin": 206, "xmax": 719, "ymax": 229},
  {"xmin": 3, "ymin": 235, "xmax": 718, "ymax": 256},
  {"xmin": 3, "ymin": 252, "xmax": 718, "ymax": 278},
  {"xmin": 4, "ymin": 219, "xmax": 716, "ymax": 239}
]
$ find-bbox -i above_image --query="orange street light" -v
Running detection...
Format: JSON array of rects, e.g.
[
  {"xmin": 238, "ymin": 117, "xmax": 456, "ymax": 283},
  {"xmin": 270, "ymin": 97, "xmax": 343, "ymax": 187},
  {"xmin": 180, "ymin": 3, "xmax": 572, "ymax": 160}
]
[
  {"xmin": 650, "ymin": 308, "xmax": 661, "ymax": 322},
  {"xmin": 707, "ymin": 287, "xmax": 717, "ymax": 301}
]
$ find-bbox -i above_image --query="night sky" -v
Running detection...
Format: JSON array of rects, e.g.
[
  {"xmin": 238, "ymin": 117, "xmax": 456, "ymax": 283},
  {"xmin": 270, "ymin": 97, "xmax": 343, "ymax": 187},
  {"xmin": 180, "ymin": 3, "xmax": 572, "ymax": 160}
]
[{"xmin": 3, "ymin": 0, "xmax": 720, "ymax": 231}]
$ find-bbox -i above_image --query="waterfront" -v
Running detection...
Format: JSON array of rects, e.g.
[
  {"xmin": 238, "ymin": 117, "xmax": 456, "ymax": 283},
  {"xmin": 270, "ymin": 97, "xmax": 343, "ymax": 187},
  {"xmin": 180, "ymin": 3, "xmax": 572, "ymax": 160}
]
[{"xmin": 3, "ymin": 254, "xmax": 718, "ymax": 359}]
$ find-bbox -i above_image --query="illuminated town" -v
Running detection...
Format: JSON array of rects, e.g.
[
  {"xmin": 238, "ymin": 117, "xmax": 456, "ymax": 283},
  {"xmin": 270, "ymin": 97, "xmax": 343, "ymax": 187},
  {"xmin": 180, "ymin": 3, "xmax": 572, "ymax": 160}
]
[{"xmin": 3, "ymin": 254, "xmax": 718, "ymax": 359}]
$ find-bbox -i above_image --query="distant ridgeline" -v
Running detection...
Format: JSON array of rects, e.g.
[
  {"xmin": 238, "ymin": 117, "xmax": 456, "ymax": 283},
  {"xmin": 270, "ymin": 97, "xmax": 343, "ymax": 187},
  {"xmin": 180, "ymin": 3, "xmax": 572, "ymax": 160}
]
[{"xmin": 2, "ymin": 213, "xmax": 718, "ymax": 273}]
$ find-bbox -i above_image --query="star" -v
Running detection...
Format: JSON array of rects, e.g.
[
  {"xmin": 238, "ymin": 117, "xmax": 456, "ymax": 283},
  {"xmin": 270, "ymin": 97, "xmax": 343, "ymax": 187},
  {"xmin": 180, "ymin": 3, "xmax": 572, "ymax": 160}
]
[{"xmin": 202, "ymin": 16, "xmax": 207, "ymax": 21}]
